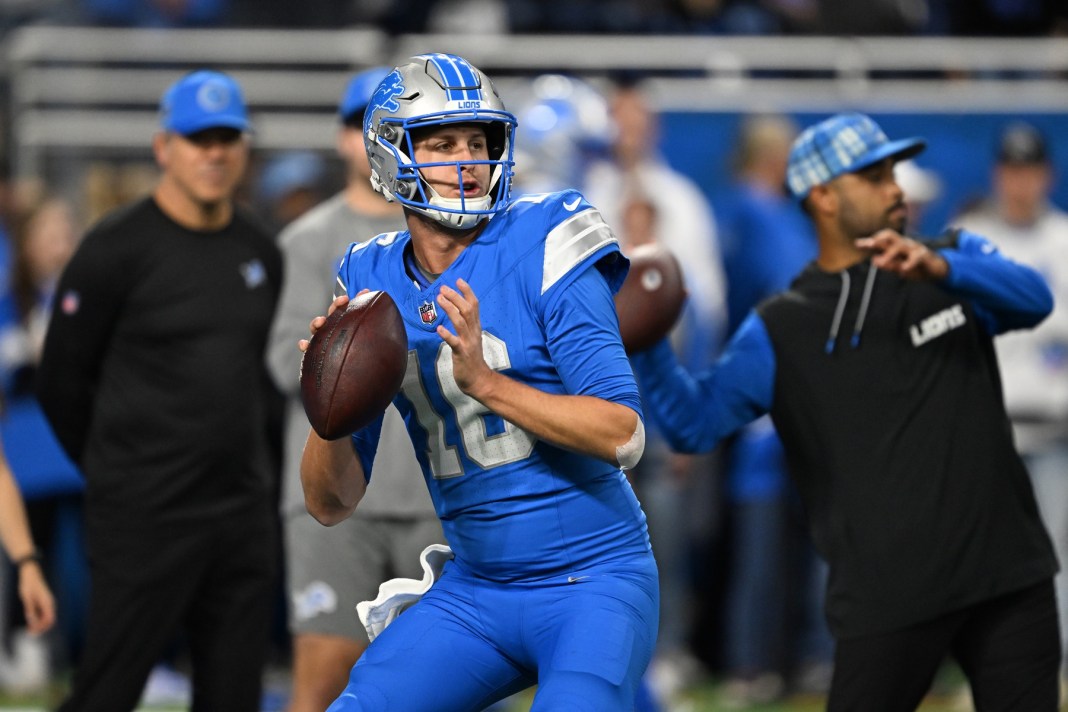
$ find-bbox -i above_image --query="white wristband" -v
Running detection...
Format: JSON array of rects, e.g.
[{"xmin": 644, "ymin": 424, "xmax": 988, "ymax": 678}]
[{"xmin": 616, "ymin": 416, "xmax": 646, "ymax": 471}]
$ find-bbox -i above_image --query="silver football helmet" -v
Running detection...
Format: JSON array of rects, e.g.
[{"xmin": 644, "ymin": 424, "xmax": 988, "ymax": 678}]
[{"xmin": 363, "ymin": 53, "xmax": 517, "ymax": 230}]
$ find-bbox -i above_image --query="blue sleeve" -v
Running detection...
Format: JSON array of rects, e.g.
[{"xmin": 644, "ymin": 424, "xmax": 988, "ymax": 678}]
[
  {"xmin": 939, "ymin": 230, "xmax": 1053, "ymax": 335},
  {"xmin": 542, "ymin": 265, "xmax": 643, "ymax": 418},
  {"xmin": 630, "ymin": 310, "xmax": 774, "ymax": 452},
  {"xmin": 676, "ymin": 299, "xmax": 721, "ymax": 372}
]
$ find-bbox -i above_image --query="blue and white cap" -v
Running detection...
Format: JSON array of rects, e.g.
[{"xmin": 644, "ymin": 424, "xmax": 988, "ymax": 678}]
[
  {"xmin": 786, "ymin": 113, "xmax": 925, "ymax": 200},
  {"xmin": 160, "ymin": 70, "xmax": 250, "ymax": 136}
]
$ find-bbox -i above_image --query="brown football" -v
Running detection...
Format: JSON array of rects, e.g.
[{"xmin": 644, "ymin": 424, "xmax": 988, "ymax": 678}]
[
  {"xmin": 614, "ymin": 243, "xmax": 686, "ymax": 354},
  {"xmin": 300, "ymin": 291, "xmax": 408, "ymax": 440}
]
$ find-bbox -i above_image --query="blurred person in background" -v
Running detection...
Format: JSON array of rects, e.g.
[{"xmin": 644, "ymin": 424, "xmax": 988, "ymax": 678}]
[
  {"xmin": 617, "ymin": 191, "xmax": 658, "ymax": 250},
  {"xmin": 584, "ymin": 76, "xmax": 726, "ymax": 370},
  {"xmin": 266, "ymin": 66, "xmax": 443, "ymax": 712},
  {"xmin": 257, "ymin": 150, "xmax": 329, "ymax": 232},
  {"xmin": 0, "ymin": 432, "xmax": 55, "ymax": 690},
  {"xmin": 718, "ymin": 115, "xmax": 816, "ymax": 334},
  {"xmin": 0, "ymin": 193, "xmax": 86, "ymax": 693},
  {"xmin": 953, "ymin": 121, "xmax": 1068, "ymax": 690},
  {"xmin": 82, "ymin": 159, "xmax": 207, "ymax": 704},
  {"xmin": 713, "ymin": 113, "xmax": 830, "ymax": 706},
  {"xmin": 632, "ymin": 112, "xmax": 1060, "ymax": 711},
  {"xmin": 37, "ymin": 69, "xmax": 282, "ymax": 712}
]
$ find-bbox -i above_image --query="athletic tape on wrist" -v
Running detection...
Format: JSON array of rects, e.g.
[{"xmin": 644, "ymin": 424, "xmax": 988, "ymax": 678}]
[{"xmin": 616, "ymin": 416, "xmax": 645, "ymax": 471}]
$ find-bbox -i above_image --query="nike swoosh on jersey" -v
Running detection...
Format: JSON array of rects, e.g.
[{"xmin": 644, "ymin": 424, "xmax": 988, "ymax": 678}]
[{"xmin": 563, "ymin": 197, "xmax": 582, "ymax": 211}]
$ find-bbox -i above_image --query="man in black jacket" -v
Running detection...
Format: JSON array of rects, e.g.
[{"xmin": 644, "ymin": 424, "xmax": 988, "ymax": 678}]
[
  {"xmin": 38, "ymin": 70, "xmax": 282, "ymax": 712},
  {"xmin": 632, "ymin": 112, "xmax": 1060, "ymax": 711}
]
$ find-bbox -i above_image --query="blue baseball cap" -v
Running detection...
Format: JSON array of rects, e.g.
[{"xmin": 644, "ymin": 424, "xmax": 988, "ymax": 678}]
[
  {"xmin": 786, "ymin": 113, "xmax": 925, "ymax": 200},
  {"xmin": 259, "ymin": 151, "xmax": 326, "ymax": 202},
  {"xmin": 160, "ymin": 70, "xmax": 250, "ymax": 136},
  {"xmin": 339, "ymin": 67, "xmax": 391, "ymax": 123}
]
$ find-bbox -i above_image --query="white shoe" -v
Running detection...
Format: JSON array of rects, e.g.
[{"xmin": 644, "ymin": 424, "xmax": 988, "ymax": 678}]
[
  {"xmin": 140, "ymin": 663, "xmax": 192, "ymax": 707},
  {"xmin": 793, "ymin": 660, "xmax": 833, "ymax": 695},
  {"xmin": 648, "ymin": 648, "xmax": 705, "ymax": 703},
  {"xmin": 719, "ymin": 672, "xmax": 785, "ymax": 709},
  {"xmin": 0, "ymin": 629, "xmax": 50, "ymax": 694}
]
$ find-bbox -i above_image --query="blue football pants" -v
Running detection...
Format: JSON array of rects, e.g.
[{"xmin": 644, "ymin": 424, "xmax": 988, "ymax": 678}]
[{"xmin": 328, "ymin": 555, "xmax": 659, "ymax": 711}]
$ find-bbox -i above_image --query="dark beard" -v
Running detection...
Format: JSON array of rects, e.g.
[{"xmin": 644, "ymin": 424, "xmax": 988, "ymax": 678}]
[{"xmin": 886, "ymin": 202, "xmax": 908, "ymax": 235}]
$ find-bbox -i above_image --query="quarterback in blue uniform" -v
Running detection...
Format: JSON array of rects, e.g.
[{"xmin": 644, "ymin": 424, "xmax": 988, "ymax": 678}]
[{"xmin": 299, "ymin": 53, "xmax": 659, "ymax": 711}]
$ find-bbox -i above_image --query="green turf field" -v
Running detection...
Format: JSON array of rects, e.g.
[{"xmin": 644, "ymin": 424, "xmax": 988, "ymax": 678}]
[
  {"xmin": 0, "ymin": 680, "xmax": 979, "ymax": 712},
  {"xmin": 2, "ymin": 661, "xmax": 1060, "ymax": 712}
]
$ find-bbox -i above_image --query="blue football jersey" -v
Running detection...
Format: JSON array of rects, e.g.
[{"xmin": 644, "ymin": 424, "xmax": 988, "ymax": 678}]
[{"xmin": 336, "ymin": 189, "xmax": 651, "ymax": 582}]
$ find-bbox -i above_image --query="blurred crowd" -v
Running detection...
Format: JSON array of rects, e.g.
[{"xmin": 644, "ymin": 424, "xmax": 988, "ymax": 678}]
[{"xmin": 0, "ymin": 0, "xmax": 1065, "ymax": 37}]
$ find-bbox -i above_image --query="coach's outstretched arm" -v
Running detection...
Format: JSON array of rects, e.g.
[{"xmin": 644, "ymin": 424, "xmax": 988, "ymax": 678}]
[{"xmin": 631, "ymin": 312, "xmax": 775, "ymax": 454}]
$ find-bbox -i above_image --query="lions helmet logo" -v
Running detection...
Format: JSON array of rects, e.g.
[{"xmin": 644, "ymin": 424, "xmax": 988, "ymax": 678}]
[{"xmin": 367, "ymin": 70, "xmax": 405, "ymax": 123}]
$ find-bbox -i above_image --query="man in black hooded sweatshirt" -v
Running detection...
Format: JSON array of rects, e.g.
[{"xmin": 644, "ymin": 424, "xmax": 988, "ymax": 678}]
[{"xmin": 631, "ymin": 112, "xmax": 1060, "ymax": 711}]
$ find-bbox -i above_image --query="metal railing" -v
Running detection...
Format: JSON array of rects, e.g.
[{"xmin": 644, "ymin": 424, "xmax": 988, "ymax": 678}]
[{"xmin": 4, "ymin": 26, "xmax": 1067, "ymax": 179}]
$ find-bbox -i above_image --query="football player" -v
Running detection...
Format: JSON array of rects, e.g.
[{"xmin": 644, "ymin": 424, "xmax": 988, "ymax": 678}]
[{"xmin": 300, "ymin": 53, "xmax": 659, "ymax": 711}]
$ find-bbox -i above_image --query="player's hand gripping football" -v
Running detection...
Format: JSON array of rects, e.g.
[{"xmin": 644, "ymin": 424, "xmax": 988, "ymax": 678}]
[
  {"xmin": 298, "ymin": 293, "xmax": 356, "ymax": 353},
  {"xmin": 435, "ymin": 279, "xmax": 492, "ymax": 398},
  {"xmin": 298, "ymin": 288, "xmax": 407, "ymax": 440},
  {"xmin": 856, "ymin": 229, "xmax": 948, "ymax": 282}
]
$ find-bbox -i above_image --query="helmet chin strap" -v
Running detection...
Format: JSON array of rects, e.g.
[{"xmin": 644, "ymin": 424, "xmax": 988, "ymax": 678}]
[
  {"xmin": 413, "ymin": 164, "xmax": 505, "ymax": 230},
  {"xmin": 424, "ymin": 191, "xmax": 492, "ymax": 230}
]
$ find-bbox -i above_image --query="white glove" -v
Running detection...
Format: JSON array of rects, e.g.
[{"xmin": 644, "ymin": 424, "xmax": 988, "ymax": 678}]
[{"xmin": 356, "ymin": 544, "xmax": 454, "ymax": 642}]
